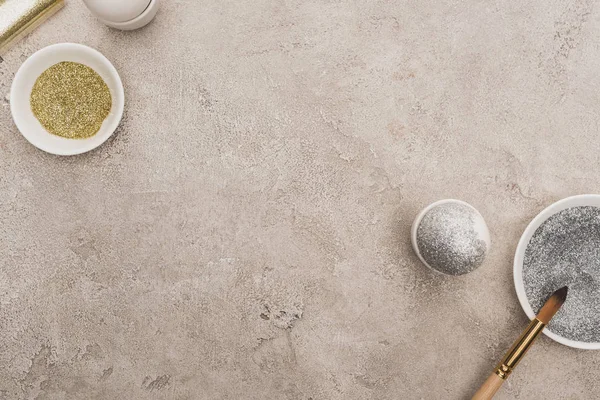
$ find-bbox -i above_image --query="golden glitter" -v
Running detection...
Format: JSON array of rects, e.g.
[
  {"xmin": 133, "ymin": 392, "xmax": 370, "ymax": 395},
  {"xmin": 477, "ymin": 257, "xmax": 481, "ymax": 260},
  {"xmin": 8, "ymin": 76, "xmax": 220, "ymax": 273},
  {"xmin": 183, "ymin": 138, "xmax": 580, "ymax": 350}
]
[
  {"xmin": 30, "ymin": 61, "xmax": 112, "ymax": 139},
  {"xmin": 0, "ymin": 0, "xmax": 64, "ymax": 54}
]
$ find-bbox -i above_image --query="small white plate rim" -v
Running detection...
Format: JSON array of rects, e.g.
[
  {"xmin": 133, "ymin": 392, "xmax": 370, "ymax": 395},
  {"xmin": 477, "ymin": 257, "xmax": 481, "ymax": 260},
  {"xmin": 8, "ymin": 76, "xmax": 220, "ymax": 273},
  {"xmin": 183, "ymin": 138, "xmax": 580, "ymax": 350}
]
[
  {"xmin": 10, "ymin": 43, "xmax": 124, "ymax": 156},
  {"xmin": 514, "ymin": 194, "xmax": 600, "ymax": 350}
]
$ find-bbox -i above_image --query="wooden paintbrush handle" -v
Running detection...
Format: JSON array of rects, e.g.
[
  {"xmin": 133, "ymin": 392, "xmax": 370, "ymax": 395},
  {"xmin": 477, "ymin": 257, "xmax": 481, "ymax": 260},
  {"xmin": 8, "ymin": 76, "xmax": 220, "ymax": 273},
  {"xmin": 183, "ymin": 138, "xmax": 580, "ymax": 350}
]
[
  {"xmin": 471, "ymin": 373, "xmax": 504, "ymax": 400},
  {"xmin": 471, "ymin": 288, "xmax": 568, "ymax": 400}
]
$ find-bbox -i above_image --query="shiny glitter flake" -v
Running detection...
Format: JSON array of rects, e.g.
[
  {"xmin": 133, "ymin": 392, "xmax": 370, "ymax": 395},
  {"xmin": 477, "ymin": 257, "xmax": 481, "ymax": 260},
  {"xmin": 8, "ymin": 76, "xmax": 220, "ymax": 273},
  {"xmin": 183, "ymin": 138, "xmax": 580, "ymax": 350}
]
[
  {"xmin": 416, "ymin": 203, "xmax": 488, "ymax": 275},
  {"xmin": 523, "ymin": 206, "xmax": 600, "ymax": 343},
  {"xmin": 30, "ymin": 61, "xmax": 112, "ymax": 139}
]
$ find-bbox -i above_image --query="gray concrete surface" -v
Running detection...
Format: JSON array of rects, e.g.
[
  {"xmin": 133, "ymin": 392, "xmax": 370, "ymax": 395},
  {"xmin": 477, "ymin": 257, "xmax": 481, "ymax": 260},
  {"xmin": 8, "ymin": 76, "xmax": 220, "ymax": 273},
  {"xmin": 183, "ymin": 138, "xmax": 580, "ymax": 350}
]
[{"xmin": 1, "ymin": 0, "xmax": 599, "ymax": 399}]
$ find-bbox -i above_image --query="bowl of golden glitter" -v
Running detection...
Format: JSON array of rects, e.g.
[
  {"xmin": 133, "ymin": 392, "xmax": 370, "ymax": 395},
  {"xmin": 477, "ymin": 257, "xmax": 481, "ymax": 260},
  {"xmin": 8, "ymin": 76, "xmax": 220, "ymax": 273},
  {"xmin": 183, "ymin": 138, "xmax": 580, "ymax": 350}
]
[{"xmin": 10, "ymin": 43, "xmax": 124, "ymax": 156}]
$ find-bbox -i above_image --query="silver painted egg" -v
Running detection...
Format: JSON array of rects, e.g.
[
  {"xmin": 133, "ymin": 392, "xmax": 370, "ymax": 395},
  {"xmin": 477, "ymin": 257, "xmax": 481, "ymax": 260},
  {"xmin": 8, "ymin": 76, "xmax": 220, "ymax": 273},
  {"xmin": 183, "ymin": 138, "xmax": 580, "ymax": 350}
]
[{"xmin": 411, "ymin": 199, "xmax": 491, "ymax": 275}]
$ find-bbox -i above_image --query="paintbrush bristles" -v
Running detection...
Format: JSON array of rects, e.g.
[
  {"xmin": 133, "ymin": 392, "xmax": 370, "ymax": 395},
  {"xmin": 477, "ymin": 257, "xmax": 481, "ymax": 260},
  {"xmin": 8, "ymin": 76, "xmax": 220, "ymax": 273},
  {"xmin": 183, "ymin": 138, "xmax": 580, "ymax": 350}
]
[{"xmin": 537, "ymin": 286, "xmax": 568, "ymax": 324}]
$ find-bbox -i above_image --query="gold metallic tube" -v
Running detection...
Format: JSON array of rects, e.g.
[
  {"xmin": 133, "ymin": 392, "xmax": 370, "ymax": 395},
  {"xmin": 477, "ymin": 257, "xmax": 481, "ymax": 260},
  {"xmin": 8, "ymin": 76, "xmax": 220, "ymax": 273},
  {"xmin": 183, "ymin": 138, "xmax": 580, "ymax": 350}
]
[
  {"xmin": 494, "ymin": 318, "xmax": 545, "ymax": 380},
  {"xmin": 0, "ymin": 0, "xmax": 64, "ymax": 55}
]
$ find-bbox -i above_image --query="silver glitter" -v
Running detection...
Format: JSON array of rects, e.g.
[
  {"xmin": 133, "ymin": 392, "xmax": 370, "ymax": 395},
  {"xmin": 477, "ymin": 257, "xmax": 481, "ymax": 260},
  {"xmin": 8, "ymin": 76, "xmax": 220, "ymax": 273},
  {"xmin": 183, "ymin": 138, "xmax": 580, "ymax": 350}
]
[
  {"xmin": 416, "ymin": 203, "xmax": 489, "ymax": 275},
  {"xmin": 523, "ymin": 206, "xmax": 600, "ymax": 343}
]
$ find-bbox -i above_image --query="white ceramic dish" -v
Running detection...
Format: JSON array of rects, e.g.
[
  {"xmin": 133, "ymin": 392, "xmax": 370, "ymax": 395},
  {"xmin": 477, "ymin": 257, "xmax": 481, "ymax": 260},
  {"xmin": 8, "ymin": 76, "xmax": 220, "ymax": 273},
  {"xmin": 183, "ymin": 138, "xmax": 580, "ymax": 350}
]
[
  {"xmin": 10, "ymin": 43, "xmax": 124, "ymax": 156},
  {"xmin": 411, "ymin": 198, "xmax": 491, "ymax": 274},
  {"xmin": 514, "ymin": 194, "xmax": 600, "ymax": 350}
]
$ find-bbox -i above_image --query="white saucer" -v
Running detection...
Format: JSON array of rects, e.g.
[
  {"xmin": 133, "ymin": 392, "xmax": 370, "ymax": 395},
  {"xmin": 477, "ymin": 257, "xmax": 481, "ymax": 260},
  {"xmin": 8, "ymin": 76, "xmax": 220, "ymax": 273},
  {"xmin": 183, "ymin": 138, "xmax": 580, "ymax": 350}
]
[
  {"xmin": 514, "ymin": 194, "xmax": 600, "ymax": 350},
  {"xmin": 10, "ymin": 43, "xmax": 124, "ymax": 156}
]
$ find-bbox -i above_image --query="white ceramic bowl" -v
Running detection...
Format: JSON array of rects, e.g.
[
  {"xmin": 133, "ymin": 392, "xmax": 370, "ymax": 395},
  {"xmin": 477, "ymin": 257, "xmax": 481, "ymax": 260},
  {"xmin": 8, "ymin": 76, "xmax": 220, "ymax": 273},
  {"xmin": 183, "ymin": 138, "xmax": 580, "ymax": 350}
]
[
  {"xmin": 514, "ymin": 194, "xmax": 600, "ymax": 350},
  {"xmin": 10, "ymin": 43, "xmax": 124, "ymax": 156}
]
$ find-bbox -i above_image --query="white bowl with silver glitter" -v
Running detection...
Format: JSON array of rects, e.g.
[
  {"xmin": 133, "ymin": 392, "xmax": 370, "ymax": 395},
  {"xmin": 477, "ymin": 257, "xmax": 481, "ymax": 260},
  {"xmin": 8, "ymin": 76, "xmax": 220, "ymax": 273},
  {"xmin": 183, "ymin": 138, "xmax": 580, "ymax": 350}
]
[
  {"xmin": 10, "ymin": 43, "xmax": 124, "ymax": 156},
  {"xmin": 514, "ymin": 194, "xmax": 600, "ymax": 350},
  {"xmin": 411, "ymin": 199, "xmax": 491, "ymax": 276}
]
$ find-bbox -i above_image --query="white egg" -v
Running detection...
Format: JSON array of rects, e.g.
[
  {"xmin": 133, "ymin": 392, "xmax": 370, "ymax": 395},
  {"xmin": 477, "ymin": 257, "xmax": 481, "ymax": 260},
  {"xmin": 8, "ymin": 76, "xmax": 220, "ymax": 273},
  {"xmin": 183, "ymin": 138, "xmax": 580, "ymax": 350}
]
[{"xmin": 83, "ymin": 0, "xmax": 159, "ymax": 30}]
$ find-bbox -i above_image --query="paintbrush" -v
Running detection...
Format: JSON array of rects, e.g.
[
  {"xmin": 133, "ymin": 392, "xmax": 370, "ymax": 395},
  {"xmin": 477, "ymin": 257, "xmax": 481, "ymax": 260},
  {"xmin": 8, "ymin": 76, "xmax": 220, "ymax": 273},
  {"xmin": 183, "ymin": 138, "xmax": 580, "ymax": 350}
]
[{"xmin": 472, "ymin": 286, "xmax": 568, "ymax": 400}]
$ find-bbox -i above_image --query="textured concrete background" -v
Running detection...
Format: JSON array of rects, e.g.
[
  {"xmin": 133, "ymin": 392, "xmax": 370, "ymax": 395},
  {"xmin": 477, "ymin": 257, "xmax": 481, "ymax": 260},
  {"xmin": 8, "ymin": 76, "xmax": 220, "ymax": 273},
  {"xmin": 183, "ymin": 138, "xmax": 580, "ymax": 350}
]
[{"xmin": 1, "ymin": 0, "xmax": 600, "ymax": 399}]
